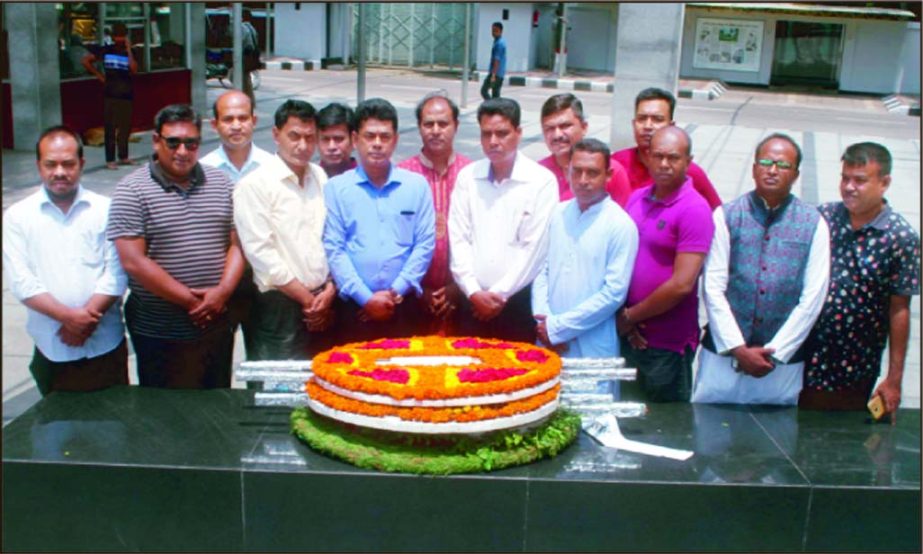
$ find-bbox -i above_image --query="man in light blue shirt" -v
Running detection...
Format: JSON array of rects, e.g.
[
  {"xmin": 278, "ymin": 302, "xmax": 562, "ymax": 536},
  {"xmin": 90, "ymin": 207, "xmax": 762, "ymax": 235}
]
[
  {"xmin": 323, "ymin": 98, "xmax": 436, "ymax": 341},
  {"xmin": 3, "ymin": 126, "xmax": 128, "ymax": 395},
  {"xmin": 532, "ymin": 138, "xmax": 638, "ymax": 358},
  {"xmin": 200, "ymin": 90, "xmax": 274, "ymax": 183}
]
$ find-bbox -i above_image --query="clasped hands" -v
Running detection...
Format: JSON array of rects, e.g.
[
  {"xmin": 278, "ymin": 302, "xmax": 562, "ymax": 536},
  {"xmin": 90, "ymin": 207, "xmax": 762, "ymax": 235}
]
[
  {"xmin": 57, "ymin": 306, "xmax": 103, "ymax": 347},
  {"xmin": 359, "ymin": 289, "xmax": 403, "ymax": 323},
  {"xmin": 469, "ymin": 290, "xmax": 505, "ymax": 321},
  {"xmin": 303, "ymin": 282, "xmax": 336, "ymax": 331},
  {"xmin": 423, "ymin": 283, "xmax": 459, "ymax": 319},
  {"xmin": 534, "ymin": 314, "xmax": 568, "ymax": 354},
  {"xmin": 731, "ymin": 345, "xmax": 777, "ymax": 378},
  {"xmin": 187, "ymin": 287, "xmax": 230, "ymax": 329},
  {"xmin": 615, "ymin": 307, "xmax": 648, "ymax": 350}
]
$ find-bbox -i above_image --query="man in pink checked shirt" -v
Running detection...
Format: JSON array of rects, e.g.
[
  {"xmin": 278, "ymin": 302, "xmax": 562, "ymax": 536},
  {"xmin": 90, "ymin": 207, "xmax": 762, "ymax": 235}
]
[{"xmin": 398, "ymin": 91, "xmax": 472, "ymax": 335}]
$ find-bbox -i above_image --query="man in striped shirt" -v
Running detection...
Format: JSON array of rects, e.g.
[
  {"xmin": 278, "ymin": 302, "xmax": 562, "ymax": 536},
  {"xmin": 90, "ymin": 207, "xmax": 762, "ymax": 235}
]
[{"xmin": 107, "ymin": 104, "xmax": 245, "ymax": 389}]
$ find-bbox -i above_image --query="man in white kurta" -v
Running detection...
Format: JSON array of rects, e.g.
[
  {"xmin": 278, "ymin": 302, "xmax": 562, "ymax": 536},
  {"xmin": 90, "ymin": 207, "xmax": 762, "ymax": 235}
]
[
  {"xmin": 532, "ymin": 139, "xmax": 638, "ymax": 358},
  {"xmin": 693, "ymin": 134, "xmax": 830, "ymax": 405},
  {"xmin": 449, "ymin": 98, "xmax": 558, "ymax": 342}
]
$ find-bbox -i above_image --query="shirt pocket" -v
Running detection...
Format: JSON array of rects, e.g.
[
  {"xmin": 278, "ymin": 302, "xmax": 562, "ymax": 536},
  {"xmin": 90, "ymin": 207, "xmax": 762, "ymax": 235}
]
[
  {"xmin": 510, "ymin": 209, "xmax": 534, "ymax": 246},
  {"xmin": 79, "ymin": 229, "xmax": 106, "ymax": 269},
  {"xmin": 394, "ymin": 210, "xmax": 416, "ymax": 246}
]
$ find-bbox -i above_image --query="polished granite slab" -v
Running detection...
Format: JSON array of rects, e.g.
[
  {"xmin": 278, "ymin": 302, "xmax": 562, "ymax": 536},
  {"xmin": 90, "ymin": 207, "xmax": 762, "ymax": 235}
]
[{"xmin": 2, "ymin": 386, "xmax": 919, "ymax": 552}]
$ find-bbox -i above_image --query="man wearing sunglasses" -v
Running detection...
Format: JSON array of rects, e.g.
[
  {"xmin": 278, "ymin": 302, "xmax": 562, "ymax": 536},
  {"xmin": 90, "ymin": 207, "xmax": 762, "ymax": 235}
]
[
  {"xmin": 107, "ymin": 104, "xmax": 244, "ymax": 389},
  {"xmin": 692, "ymin": 133, "xmax": 830, "ymax": 405}
]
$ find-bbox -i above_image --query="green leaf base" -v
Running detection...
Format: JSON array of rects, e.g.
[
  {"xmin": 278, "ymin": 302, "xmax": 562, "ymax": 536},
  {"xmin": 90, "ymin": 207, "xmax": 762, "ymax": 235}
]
[{"xmin": 290, "ymin": 407, "xmax": 581, "ymax": 475}]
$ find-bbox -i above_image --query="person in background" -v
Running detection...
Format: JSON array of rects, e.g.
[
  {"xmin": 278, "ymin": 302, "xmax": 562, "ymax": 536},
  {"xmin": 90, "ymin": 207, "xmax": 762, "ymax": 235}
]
[
  {"xmin": 538, "ymin": 93, "xmax": 631, "ymax": 206},
  {"xmin": 82, "ymin": 22, "xmax": 138, "ymax": 170},
  {"xmin": 316, "ymin": 103, "xmax": 358, "ymax": 178},
  {"xmin": 611, "ymin": 87, "xmax": 722, "ymax": 210},
  {"xmin": 480, "ymin": 21, "xmax": 507, "ymax": 100}
]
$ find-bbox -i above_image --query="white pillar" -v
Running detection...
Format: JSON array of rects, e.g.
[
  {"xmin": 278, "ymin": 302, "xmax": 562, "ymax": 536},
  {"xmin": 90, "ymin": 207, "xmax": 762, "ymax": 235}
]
[{"xmin": 610, "ymin": 3, "xmax": 685, "ymax": 151}]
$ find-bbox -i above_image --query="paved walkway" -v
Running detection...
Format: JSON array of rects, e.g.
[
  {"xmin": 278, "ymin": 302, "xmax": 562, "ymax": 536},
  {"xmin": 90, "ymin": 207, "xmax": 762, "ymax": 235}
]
[{"xmin": 3, "ymin": 68, "xmax": 919, "ymax": 424}]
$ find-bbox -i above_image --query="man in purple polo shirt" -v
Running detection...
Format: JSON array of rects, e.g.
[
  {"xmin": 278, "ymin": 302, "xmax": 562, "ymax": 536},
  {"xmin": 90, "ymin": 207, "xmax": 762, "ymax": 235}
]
[{"xmin": 616, "ymin": 126, "xmax": 715, "ymax": 402}]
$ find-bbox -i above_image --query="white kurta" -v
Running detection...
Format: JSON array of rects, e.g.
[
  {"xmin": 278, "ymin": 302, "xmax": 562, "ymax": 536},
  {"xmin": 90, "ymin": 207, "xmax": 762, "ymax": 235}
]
[
  {"xmin": 692, "ymin": 205, "xmax": 831, "ymax": 405},
  {"xmin": 532, "ymin": 197, "xmax": 638, "ymax": 358}
]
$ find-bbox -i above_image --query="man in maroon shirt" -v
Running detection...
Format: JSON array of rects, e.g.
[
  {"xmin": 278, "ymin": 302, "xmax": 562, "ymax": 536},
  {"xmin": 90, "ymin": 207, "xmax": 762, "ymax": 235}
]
[
  {"xmin": 538, "ymin": 93, "xmax": 631, "ymax": 206},
  {"xmin": 611, "ymin": 87, "xmax": 722, "ymax": 210}
]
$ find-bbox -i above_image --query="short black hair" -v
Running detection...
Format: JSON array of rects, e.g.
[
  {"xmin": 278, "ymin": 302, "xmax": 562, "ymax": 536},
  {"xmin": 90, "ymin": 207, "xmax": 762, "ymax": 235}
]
[
  {"xmin": 541, "ymin": 93, "xmax": 585, "ymax": 122},
  {"xmin": 755, "ymin": 132, "xmax": 803, "ymax": 170},
  {"xmin": 478, "ymin": 97, "xmax": 520, "ymax": 128},
  {"xmin": 635, "ymin": 87, "xmax": 676, "ymax": 120},
  {"xmin": 274, "ymin": 99, "xmax": 317, "ymax": 129},
  {"xmin": 415, "ymin": 92, "xmax": 460, "ymax": 125},
  {"xmin": 354, "ymin": 98, "xmax": 399, "ymax": 133},
  {"xmin": 35, "ymin": 125, "xmax": 84, "ymax": 161},
  {"xmin": 492, "ymin": 21, "xmax": 503, "ymax": 32},
  {"xmin": 571, "ymin": 138, "xmax": 610, "ymax": 170},
  {"xmin": 842, "ymin": 142, "xmax": 892, "ymax": 177},
  {"xmin": 211, "ymin": 91, "xmax": 254, "ymax": 119},
  {"xmin": 317, "ymin": 102, "xmax": 355, "ymax": 132},
  {"xmin": 153, "ymin": 104, "xmax": 202, "ymax": 135}
]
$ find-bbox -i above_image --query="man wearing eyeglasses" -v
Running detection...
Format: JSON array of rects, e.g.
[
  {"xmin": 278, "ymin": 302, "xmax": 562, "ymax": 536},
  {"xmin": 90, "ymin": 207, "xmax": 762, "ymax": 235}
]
[
  {"xmin": 692, "ymin": 133, "xmax": 830, "ymax": 405},
  {"xmin": 107, "ymin": 104, "xmax": 244, "ymax": 389}
]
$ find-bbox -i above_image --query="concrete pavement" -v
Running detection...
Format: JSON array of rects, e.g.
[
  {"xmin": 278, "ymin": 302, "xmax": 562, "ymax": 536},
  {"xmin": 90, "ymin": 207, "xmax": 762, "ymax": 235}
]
[{"xmin": 3, "ymin": 67, "xmax": 919, "ymax": 425}]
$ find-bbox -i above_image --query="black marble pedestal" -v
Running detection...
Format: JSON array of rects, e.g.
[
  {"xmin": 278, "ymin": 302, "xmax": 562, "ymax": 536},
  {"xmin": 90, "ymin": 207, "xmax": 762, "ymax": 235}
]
[{"xmin": 2, "ymin": 386, "xmax": 919, "ymax": 552}]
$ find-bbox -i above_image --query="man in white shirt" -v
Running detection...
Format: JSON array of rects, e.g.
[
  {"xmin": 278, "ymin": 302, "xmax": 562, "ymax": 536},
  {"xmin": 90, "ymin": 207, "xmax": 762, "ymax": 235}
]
[
  {"xmin": 234, "ymin": 99, "xmax": 336, "ymax": 359},
  {"xmin": 449, "ymin": 97, "xmax": 558, "ymax": 342},
  {"xmin": 200, "ymin": 89, "xmax": 275, "ymax": 183},
  {"xmin": 532, "ymin": 138, "xmax": 638, "ymax": 357},
  {"xmin": 692, "ymin": 133, "xmax": 830, "ymax": 405},
  {"xmin": 3, "ymin": 126, "xmax": 128, "ymax": 395},
  {"xmin": 200, "ymin": 89, "xmax": 275, "ymax": 361}
]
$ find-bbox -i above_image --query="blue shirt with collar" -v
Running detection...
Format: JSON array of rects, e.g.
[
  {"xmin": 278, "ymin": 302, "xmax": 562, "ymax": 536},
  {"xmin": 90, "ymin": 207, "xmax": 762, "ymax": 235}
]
[{"xmin": 323, "ymin": 163, "xmax": 435, "ymax": 306}]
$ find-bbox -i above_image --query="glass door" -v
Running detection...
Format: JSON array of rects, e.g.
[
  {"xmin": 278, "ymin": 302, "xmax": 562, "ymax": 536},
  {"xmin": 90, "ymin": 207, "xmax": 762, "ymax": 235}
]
[{"xmin": 770, "ymin": 21, "xmax": 843, "ymax": 88}]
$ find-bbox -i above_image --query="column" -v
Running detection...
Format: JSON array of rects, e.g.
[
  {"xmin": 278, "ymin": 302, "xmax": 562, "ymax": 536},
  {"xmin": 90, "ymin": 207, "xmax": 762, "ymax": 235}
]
[
  {"xmin": 6, "ymin": 3, "xmax": 61, "ymax": 151},
  {"xmin": 609, "ymin": 4, "xmax": 685, "ymax": 150},
  {"xmin": 187, "ymin": 3, "xmax": 207, "ymax": 117}
]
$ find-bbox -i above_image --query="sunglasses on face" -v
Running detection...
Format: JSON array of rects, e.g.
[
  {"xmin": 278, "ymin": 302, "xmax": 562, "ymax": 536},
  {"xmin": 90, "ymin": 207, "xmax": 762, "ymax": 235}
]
[
  {"xmin": 756, "ymin": 158, "xmax": 793, "ymax": 170},
  {"xmin": 159, "ymin": 136, "xmax": 201, "ymax": 150}
]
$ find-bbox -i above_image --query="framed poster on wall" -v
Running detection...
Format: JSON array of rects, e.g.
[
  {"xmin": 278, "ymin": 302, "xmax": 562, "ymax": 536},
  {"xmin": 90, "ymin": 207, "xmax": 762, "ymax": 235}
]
[{"xmin": 692, "ymin": 18, "xmax": 764, "ymax": 72}]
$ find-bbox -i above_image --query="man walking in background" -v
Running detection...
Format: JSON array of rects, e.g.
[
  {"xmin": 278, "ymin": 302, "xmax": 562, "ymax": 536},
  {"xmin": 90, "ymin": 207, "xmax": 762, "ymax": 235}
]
[{"xmin": 481, "ymin": 21, "xmax": 506, "ymax": 100}]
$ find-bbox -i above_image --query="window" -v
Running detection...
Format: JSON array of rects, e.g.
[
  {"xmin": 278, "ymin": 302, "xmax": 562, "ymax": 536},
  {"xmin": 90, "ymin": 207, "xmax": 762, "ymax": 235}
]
[{"xmin": 56, "ymin": 2, "xmax": 186, "ymax": 79}]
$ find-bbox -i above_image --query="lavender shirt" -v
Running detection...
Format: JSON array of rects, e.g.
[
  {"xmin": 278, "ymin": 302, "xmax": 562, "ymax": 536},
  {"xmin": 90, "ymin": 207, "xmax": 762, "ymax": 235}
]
[{"xmin": 625, "ymin": 179, "xmax": 715, "ymax": 353}]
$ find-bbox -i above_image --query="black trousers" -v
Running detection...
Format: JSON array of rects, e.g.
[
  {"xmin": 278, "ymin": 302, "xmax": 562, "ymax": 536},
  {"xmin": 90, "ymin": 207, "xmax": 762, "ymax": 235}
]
[
  {"xmin": 456, "ymin": 286, "xmax": 535, "ymax": 343},
  {"xmin": 130, "ymin": 324, "xmax": 234, "ymax": 389},
  {"xmin": 29, "ymin": 339, "xmax": 129, "ymax": 397},
  {"xmin": 103, "ymin": 97, "xmax": 132, "ymax": 162},
  {"xmin": 244, "ymin": 289, "xmax": 340, "ymax": 360},
  {"xmin": 480, "ymin": 75, "xmax": 502, "ymax": 100},
  {"xmin": 336, "ymin": 294, "xmax": 425, "ymax": 344}
]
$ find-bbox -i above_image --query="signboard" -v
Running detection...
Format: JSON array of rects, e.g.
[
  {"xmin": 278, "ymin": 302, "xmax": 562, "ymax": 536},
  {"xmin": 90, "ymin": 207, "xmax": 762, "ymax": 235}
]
[{"xmin": 692, "ymin": 18, "xmax": 764, "ymax": 72}]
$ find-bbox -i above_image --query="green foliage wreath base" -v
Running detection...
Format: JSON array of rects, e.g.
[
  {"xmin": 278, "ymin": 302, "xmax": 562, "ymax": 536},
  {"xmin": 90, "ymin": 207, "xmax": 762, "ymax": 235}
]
[{"xmin": 290, "ymin": 407, "xmax": 581, "ymax": 475}]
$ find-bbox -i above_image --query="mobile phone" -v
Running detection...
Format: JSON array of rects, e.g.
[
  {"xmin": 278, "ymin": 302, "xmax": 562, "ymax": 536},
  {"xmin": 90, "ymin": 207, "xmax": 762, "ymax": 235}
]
[{"xmin": 867, "ymin": 394, "xmax": 886, "ymax": 421}]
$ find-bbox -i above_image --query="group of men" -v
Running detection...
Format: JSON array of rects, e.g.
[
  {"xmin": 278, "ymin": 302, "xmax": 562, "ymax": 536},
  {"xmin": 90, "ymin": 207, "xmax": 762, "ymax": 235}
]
[{"xmin": 4, "ymin": 84, "xmax": 918, "ymax": 421}]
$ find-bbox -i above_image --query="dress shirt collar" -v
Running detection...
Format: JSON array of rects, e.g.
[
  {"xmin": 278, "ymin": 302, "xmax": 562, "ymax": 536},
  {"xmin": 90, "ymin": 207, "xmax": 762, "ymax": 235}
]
[
  {"xmin": 149, "ymin": 156, "xmax": 206, "ymax": 193},
  {"xmin": 645, "ymin": 177, "xmax": 693, "ymax": 206},
  {"xmin": 573, "ymin": 195, "xmax": 611, "ymax": 217},
  {"xmin": 213, "ymin": 144, "xmax": 260, "ymax": 172},
  {"xmin": 835, "ymin": 199, "xmax": 893, "ymax": 231},
  {"xmin": 264, "ymin": 153, "xmax": 318, "ymax": 188},
  {"xmin": 416, "ymin": 150, "xmax": 457, "ymax": 177},
  {"xmin": 355, "ymin": 162, "xmax": 399, "ymax": 191},
  {"xmin": 475, "ymin": 151, "xmax": 530, "ymax": 185},
  {"xmin": 38, "ymin": 183, "xmax": 90, "ymax": 216}
]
